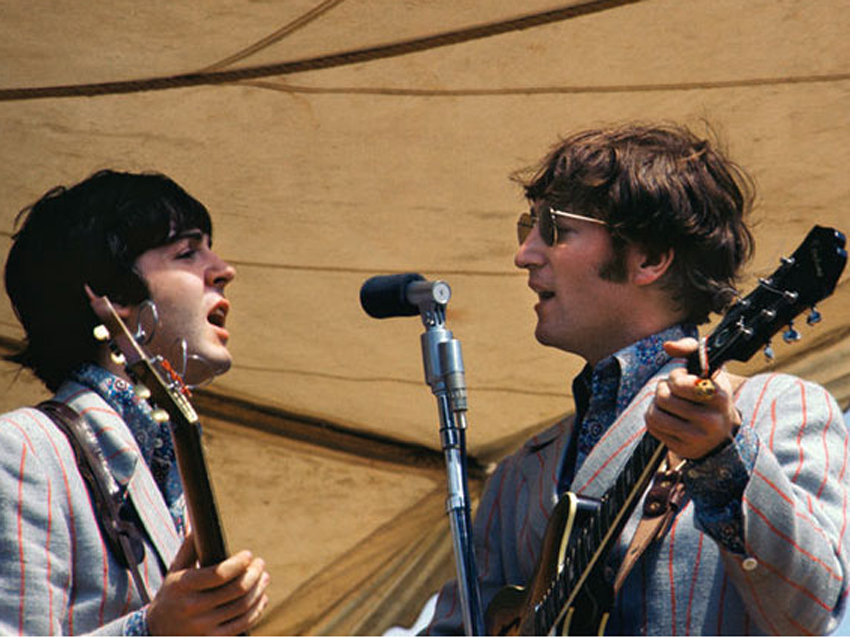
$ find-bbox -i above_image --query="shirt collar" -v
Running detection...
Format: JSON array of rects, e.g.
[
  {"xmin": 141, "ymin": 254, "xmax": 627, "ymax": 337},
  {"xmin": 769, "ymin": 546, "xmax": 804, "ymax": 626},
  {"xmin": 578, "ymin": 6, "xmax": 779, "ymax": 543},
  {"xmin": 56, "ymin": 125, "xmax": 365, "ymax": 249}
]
[
  {"xmin": 574, "ymin": 323, "xmax": 697, "ymax": 416},
  {"xmin": 612, "ymin": 323, "xmax": 697, "ymax": 411}
]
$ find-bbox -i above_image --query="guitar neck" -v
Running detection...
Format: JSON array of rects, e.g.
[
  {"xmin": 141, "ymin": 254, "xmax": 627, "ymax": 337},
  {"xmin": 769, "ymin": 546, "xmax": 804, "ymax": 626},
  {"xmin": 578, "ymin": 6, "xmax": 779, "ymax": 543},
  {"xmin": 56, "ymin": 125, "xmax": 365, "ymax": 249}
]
[
  {"xmin": 538, "ymin": 432, "xmax": 667, "ymax": 633},
  {"xmin": 169, "ymin": 417, "xmax": 229, "ymax": 566},
  {"xmin": 132, "ymin": 363, "xmax": 229, "ymax": 567}
]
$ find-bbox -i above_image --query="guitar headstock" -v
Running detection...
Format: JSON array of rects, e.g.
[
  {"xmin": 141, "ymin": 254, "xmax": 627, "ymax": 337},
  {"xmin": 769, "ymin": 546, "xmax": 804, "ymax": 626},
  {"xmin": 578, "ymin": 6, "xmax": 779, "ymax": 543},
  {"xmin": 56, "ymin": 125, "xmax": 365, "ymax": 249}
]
[
  {"xmin": 693, "ymin": 225, "xmax": 847, "ymax": 375},
  {"xmin": 88, "ymin": 289, "xmax": 231, "ymax": 568},
  {"xmin": 87, "ymin": 287, "xmax": 199, "ymax": 427}
]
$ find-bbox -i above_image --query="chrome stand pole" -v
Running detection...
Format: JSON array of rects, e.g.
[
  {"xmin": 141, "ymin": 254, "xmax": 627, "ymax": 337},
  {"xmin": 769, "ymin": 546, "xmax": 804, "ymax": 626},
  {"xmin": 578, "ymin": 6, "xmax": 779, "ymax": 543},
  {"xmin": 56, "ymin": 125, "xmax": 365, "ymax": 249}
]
[{"xmin": 417, "ymin": 291, "xmax": 485, "ymax": 636}]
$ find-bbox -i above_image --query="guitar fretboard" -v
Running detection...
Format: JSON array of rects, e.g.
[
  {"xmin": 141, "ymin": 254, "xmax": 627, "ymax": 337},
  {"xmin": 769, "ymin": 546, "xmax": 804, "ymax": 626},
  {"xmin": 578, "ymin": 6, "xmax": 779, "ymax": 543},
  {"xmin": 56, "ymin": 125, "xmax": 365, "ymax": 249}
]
[{"xmin": 534, "ymin": 432, "xmax": 666, "ymax": 633}]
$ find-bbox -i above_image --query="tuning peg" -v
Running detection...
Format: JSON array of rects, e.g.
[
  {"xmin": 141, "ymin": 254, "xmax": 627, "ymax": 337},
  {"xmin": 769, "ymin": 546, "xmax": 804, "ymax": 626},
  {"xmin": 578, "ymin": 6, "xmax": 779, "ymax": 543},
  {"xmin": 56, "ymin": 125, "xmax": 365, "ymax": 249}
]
[
  {"xmin": 760, "ymin": 308, "xmax": 777, "ymax": 321},
  {"xmin": 110, "ymin": 351, "xmax": 126, "ymax": 365},
  {"xmin": 152, "ymin": 409, "xmax": 170, "ymax": 423},
  {"xmin": 93, "ymin": 325, "xmax": 110, "ymax": 341},
  {"xmin": 134, "ymin": 384, "xmax": 151, "ymax": 400},
  {"xmin": 783, "ymin": 321, "xmax": 802, "ymax": 343},
  {"xmin": 763, "ymin": 343, "xmax": 775, "ymax": 361},
  {"xmin": 807, "ymin": 306, "xmax": 822, "ymax": 325}
]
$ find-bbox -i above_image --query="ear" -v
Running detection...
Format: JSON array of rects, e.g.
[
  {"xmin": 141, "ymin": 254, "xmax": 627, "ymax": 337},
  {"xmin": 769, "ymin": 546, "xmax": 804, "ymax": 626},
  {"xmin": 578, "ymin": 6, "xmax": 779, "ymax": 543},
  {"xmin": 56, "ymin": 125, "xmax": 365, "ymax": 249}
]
[
  {"xmin": 84, "ymin": 284, "xmax": 135, "ymax": 321},
  {"xmin": 109, "ymin": 300, "xmax": 135, "ymax": 321},
  {"xmin": 629, "ymin": 245, "xmax": 675, "ymax": 287}
]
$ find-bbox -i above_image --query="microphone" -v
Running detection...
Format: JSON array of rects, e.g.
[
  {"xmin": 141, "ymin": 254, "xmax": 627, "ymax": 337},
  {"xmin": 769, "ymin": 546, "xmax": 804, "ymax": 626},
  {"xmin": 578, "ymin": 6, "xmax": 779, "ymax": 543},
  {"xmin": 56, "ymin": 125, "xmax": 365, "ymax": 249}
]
[{"xmin": 360, "ymin": 273, "xmax": 451, "ymax": 318}]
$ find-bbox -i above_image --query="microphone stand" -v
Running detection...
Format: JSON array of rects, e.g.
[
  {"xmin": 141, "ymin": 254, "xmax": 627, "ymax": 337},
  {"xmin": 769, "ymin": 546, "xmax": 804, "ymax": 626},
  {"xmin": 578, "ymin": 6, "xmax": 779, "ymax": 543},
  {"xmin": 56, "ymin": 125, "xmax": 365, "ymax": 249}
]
[{"xmin": 411, "ymin": 281, "xmax": 485, "ymax": 636}]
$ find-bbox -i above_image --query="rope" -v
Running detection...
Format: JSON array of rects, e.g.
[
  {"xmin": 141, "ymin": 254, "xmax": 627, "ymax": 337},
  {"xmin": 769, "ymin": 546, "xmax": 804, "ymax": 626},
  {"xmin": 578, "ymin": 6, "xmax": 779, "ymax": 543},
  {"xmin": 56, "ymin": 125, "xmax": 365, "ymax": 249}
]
[
  {"xmin": 245, "ymin": 72, "xmax": 850, "ymax": 97},
  {"xmin": 0, "ymin": 0, "xmax": 644, "ymax": 102},
  {"xmin": 197, "ymin": 0, "xmax": 347, "ymax": 74}
]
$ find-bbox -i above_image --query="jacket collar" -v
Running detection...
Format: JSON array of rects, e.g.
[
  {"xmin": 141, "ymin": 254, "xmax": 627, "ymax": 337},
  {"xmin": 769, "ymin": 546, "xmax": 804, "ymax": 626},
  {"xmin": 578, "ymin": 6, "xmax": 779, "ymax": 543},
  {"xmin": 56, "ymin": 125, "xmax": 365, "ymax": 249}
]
[{"xmin": 53, "ymin": 381, "xmax": 182, "ymax": 567}]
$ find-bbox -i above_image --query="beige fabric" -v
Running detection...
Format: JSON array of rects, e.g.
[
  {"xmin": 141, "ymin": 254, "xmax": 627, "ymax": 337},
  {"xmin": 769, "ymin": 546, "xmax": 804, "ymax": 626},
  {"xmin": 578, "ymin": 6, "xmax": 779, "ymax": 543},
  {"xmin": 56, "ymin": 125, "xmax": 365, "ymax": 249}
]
[{"xmin": 0, "ymin": 1, "xmax": 848, "ymax": 633}]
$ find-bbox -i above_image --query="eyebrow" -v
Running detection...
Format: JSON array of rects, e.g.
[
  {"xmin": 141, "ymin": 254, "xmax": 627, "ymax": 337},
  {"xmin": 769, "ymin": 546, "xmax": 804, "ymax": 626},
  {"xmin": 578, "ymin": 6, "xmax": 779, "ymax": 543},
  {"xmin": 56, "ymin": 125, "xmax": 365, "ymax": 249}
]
[{"xmin": 169, "ymin": 228, "xmax": 210, "ymax": 246}]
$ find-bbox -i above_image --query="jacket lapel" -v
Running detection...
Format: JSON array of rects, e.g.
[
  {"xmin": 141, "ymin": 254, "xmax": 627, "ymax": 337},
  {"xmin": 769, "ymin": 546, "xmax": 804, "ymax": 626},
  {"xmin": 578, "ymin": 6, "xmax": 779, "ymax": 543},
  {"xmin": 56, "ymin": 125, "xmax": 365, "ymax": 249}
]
[
  {"xmin": 571, "ymin": 360, "xmax": 680, "ymax": 499},
  {"xmin": 125, "ymin": 467, "xmax": 183, "ymax": 568},
  {"xmin": 519, "ymin": 416, "xmax": 574, "ymax": 566},
  {"xmin": 58, "ymin": 383, "xmax": 182, "ymax": 569}
]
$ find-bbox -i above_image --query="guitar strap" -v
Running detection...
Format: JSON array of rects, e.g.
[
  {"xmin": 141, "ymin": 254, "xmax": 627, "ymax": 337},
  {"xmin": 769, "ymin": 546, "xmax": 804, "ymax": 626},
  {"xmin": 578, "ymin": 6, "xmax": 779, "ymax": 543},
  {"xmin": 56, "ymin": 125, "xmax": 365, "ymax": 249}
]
[
  {"xmin": 612, "ymin": 373, "xmax": 746, "ymax": 596},
  {"xmin": 612, "ymin": 451, "xmax": 686, "ymax": 595},
  {"xmin": 38, "ymin": 401, "xmax": 152, "ymax": 604}
]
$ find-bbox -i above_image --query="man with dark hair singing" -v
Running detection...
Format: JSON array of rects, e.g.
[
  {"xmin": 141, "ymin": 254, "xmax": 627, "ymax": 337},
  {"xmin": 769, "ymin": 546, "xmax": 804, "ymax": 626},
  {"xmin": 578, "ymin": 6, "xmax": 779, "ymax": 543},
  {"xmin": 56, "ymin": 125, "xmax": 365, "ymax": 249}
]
[
  {"xmin": 424, "ymin": 124, "xmax": 849, "ymax": 635},
  {"xmin": 0, "ymin": 170, "xmax": 270, "ymax": 635}
]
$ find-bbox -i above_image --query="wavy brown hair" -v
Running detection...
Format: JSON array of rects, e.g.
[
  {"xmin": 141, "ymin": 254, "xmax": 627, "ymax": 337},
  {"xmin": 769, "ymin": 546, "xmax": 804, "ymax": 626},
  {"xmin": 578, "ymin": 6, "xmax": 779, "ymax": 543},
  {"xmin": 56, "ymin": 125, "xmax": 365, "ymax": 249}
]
[{"xmin": 517, "ymin": 123, "xmax": 755, "ymax": 324}]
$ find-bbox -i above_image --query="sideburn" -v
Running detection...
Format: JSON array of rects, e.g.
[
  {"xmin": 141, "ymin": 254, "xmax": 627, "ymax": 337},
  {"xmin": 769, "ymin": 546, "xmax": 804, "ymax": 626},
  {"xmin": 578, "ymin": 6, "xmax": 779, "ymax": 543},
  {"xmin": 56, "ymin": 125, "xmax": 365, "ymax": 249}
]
[{"xmin": 597, "ymin": 235, "xmax": 629, "ymax": 282}]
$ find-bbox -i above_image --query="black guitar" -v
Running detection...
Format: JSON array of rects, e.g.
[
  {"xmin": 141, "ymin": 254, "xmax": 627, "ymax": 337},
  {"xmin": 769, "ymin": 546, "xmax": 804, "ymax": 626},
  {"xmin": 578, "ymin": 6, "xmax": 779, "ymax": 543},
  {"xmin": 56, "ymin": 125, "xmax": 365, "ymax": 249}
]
[
  {"xmin": 89, "ymin": 291, "xmax": 229, "ymax": 568},
  {"xmin": 485, "ymin": 225, "xmax": 847, "ymax": 636}
]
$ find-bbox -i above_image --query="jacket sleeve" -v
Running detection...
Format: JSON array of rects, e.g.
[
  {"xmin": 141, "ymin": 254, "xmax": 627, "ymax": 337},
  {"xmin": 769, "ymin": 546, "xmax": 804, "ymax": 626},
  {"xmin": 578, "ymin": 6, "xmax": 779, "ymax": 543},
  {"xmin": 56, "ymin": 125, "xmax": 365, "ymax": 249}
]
[
  {"xmin": 688, "ymin": 374, "xmax": 850, "ymax": 635},
  {"xmin": 0, "ymin": 414, "xmax": 76, "ymax": 635},
  {"xmin": 0, "ymin": 411, "xmax": 151, "ymax": 636}
]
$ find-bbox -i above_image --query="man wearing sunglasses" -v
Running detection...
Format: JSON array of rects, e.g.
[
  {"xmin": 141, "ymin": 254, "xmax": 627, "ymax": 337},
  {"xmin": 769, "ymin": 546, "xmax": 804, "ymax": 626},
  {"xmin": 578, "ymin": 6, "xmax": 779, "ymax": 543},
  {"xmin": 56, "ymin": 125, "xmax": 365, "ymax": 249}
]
[
  {"xmin": 424, "ymin": 124, "xmax": 848, "ymax": 635},
  {"xmin": 0, "ymin": 170, "xmax": 270, "ymax": 635}
]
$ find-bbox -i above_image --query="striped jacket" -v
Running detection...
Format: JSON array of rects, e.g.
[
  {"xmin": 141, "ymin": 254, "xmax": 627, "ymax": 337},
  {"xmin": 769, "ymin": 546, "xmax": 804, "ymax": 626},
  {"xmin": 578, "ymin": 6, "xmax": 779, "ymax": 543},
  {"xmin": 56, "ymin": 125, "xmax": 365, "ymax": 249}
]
[
  {"xmin": 0, "ymin": 381, "xmax": 184, "ymax": 635},
  {"xmin": 425, "ymin": 369, "xmax": 850, "ymax": 635}
]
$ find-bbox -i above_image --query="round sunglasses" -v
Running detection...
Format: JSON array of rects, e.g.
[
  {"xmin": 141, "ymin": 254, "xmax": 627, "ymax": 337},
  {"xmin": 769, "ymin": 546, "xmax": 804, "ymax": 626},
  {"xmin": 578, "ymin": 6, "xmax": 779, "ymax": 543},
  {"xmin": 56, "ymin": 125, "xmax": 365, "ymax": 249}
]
[{"xmin": 516, "ymin": 206, "xmax": 608, "ymax": 246}]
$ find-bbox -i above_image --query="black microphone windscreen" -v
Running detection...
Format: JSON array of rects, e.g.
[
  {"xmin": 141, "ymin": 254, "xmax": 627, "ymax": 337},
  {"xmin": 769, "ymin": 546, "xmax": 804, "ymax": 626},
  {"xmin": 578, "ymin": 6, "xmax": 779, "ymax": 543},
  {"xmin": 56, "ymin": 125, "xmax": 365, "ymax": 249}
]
[{"xmin": 360, "ymin": 273, "xmax": 425, "ymax": 318}]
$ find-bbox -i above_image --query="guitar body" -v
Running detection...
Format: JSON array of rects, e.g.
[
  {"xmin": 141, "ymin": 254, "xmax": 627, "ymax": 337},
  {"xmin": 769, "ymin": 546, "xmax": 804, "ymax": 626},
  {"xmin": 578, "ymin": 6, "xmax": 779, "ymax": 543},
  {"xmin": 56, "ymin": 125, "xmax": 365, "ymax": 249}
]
[
  {"xmin": 486, "ymin": 494, "xmax": 608, "ymax": 636},
  {"xmin": 556, "ymin": 559, "xmax": 614, "ymax": 637}
]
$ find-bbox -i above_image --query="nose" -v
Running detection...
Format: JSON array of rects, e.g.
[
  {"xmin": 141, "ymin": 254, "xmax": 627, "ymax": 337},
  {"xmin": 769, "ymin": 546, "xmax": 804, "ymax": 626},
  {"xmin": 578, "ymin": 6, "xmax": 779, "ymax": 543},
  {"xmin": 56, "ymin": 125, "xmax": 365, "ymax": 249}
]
[
  {"xmin": 514, "ymin": 224, "xmax": 545, "ymax": 271},
  {"xmin": 207, "ymin": 252, "xmax": 236, "ymax": 289}
]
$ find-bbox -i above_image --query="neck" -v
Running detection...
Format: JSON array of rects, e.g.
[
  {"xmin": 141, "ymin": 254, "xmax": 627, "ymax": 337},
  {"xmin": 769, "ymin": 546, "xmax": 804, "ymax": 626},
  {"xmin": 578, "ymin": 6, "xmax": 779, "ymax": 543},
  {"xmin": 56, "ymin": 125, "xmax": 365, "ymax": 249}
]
[{"xmin": 583, "ymin": 304, "xmax": 687, "ymax": 367}]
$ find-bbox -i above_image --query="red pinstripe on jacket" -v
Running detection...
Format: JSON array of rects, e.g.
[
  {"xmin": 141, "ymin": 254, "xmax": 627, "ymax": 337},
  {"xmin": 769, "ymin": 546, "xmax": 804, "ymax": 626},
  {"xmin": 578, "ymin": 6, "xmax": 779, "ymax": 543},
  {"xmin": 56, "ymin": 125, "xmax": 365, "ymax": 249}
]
[
  {"xmin": 0, "ymin": 381, "xmax": 184, "ymax": 635},
  {"xmin": 425, "ymin": 368, "xmax": 850, "ymax": 635}
]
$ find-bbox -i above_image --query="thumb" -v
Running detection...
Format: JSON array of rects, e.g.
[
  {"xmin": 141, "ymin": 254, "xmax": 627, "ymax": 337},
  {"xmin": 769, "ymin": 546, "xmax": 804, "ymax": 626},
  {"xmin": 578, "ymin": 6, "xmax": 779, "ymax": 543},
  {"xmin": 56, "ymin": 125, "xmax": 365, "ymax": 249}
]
[
  {"xmin": 169, "ymin": 532, "xmax": 198, "ymax": 572},
  {"xmin": 663, "ymin": 337, "xmax": 700, "ymax": 359}
]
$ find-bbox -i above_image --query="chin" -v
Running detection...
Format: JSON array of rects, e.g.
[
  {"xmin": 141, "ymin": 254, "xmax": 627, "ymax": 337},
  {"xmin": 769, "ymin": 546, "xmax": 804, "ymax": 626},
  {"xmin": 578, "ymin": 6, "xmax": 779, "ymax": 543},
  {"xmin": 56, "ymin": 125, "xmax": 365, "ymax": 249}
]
[
  {"xmin": 534, "ymin": 325, "xmax": 576, "ymax": 355},
  {"xmin": 184, "ymin": 345, "xmax": 232, "ymax": 385},
  {"xmin": 214, "ymin": 358, "xmax": 232, "ymax": 375},
  {"xmin": 534, "ymin": 326, "xmax": 557, "ymax": 348},
  {"xmin": 207, "ymin": 351, "xmax": 233, "ymax": 376}
]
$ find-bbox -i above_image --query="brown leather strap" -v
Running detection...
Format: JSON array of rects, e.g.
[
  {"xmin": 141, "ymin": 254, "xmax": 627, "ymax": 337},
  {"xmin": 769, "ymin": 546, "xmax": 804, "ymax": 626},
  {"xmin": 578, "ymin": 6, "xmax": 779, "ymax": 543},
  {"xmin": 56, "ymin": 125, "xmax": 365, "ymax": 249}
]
[
  {"xmin": 613, "ymin": 453, "xmax": 686, "ymax": 595},
  {"xmin": 38, "ymin": 401, "xmax": 152, "ymax": 604}
]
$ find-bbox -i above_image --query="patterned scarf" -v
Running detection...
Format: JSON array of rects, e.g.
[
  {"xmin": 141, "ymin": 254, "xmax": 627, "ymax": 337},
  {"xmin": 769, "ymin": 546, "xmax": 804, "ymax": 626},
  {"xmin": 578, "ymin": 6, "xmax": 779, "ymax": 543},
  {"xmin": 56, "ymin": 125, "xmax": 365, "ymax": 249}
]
[{"xmin": 559, "ymin": 324, "xmax": 698, "ymax": 493}]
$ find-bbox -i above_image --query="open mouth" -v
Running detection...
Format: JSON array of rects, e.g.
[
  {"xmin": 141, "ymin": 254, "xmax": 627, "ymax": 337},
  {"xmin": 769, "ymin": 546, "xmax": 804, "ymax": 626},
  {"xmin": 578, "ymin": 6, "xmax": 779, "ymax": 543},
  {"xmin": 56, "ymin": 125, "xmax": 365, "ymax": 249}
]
[
  {"xmin": 539, "ymin": 291, "xmax": 555, "ymax": 300},
  {"xmin": 207, "ymin": 304, "xmax": 228, "ymax": 328}
]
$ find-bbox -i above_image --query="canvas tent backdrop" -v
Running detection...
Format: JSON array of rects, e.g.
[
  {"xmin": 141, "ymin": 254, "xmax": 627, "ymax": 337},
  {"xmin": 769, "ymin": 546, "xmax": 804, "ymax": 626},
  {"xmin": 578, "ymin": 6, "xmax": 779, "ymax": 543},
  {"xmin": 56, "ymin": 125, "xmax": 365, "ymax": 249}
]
[{"xmin": 1, "ymin": 0, "xmax": 848, "ymax": 633}]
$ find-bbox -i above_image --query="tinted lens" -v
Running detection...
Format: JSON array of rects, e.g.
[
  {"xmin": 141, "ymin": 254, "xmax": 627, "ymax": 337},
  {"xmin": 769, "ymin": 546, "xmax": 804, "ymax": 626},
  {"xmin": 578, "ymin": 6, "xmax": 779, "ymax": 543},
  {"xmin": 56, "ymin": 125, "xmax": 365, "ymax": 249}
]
[
  {"xmin": 537, "ymin": 208, "xmax": 554, "ymax": 245},
  {"xmin": 517, "ymin": 213, "xmax": 535, "ymax": 245},
  {"xmin": 517, "ymin": 211, "xmax": 556, "ymax": 246}
]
